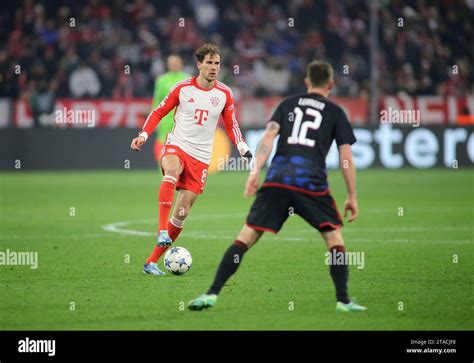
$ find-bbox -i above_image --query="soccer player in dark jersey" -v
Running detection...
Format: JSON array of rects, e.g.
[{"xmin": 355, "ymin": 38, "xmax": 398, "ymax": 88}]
[{"xmin": 188, "ymin": 60, "xmax": 367, "ymax": 313}]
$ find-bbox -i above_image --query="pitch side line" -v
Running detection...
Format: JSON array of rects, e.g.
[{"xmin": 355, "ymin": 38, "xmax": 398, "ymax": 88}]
[
  {"xmin": 102, "ymin": 219, "xmax": 153, "ymax": 236},
  {"xmin": 100, "ymin": 218, "xmax": 473, "ymax": 243}
]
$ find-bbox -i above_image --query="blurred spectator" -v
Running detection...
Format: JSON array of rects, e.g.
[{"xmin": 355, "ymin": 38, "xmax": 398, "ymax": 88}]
[
  {"xmin": 0, "ymin": 0, "xmax": 471, "ymax": 100},
  {"xmin": 68, "ymin": 63, "xmax": 101, "ymax": 98},
  {"xmin": 254, "ymin": 58, "xmax": 290, "ymax": 95},
  {"xmin": 30, "ymin": 79, "xmax": 56, "ymax": 127}
]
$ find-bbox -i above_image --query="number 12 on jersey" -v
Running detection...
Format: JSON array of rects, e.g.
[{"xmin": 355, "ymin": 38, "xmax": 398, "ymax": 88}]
[{"xmin": 287, "ymin": 107, "xmax": 322, "ymax": 147}]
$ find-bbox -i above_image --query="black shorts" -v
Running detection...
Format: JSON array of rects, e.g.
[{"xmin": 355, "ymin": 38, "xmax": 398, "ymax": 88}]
[{"xmin": 246, "ymin": 185, "xmax": 343, "ymax": 233}]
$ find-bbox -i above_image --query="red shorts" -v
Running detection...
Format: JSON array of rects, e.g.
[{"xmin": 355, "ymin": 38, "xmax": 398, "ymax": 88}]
[{"xmin": 160, "ymin": 144, "xmax": 209, "ymax": 194}]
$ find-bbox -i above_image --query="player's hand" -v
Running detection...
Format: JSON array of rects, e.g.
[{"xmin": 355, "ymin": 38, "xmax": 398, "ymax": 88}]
[
  {"xmin": 238, "ymin": 142, "xmax": 252, "ymax": 161},
  {"xmin": 131, "ymin": 136, "xmax": 145, "ymax": 151},
  {"xmin": 244, "ymin": 173, "xmax": 259, "ymax": 197},
  {"xmin": 241, "ymin": 150, "xmax": 253, "ymax": 162},
  {"xmin": 343, "ymin": 195, "xmax": 358, "ymax": 222}
]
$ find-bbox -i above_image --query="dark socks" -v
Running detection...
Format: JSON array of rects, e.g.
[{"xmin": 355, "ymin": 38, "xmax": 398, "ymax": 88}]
[
  {"xmin": 329, "ymin": 245, "xmax": 350, "ymax": 304},
  {"xmin": 207, "ymin": 240, "xmax": 248, "ymax": 295}
]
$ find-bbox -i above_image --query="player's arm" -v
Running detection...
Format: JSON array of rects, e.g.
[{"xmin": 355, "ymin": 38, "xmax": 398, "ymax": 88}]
[
  {"xmin": 244, "ymin": 121, "xmax": 280, "ymax": 197},
  {"xmin": 130, "ymin": 88, "xmax": 179, "ymax": 151},
  {"xmin": 221, "ymin": 92, "xmax": 251, "ymax": 160},
  {"xmin": 339, "ymin": 144, "xmax": 358, "ymax": 222}
]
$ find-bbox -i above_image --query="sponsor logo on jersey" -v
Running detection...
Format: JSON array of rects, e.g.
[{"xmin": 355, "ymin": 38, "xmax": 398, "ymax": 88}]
[
  {"xmin": 188, "ymin": 98, "xmax": 195, "ymax": 103},
  {"xmin": 194, "ymin": 109, "xmax": 209, "ymax": 125}
]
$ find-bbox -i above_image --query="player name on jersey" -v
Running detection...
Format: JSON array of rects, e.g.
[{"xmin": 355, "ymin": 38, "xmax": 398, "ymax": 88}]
[{"xmin": 298, "ymin": 97, "xmax": 326, "ymax": 111}]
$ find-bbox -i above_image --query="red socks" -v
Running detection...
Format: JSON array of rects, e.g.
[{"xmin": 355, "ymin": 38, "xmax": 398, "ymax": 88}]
[
  {"xmin": 158, "ymin": 175, "xmax": 177, "ymax": 231},
  {"xmin": 147, "ymin": 218, "xmax": 185, "ymax": 265},
  {"xmin": 146, "ymin": 245, "xmax": 169, "ymax": 264},
  {"xmin": 168, "ymin": 217, "xmax": 184, "ymax": 241},
  {"xmin": 146, "ymin": 176, "xmax": 188, "ymax": 264}
]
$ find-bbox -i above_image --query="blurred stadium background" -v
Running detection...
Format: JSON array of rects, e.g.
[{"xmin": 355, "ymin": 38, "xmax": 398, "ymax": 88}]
[
  {"xmin": 0, "ymin": 0, "xmax": 473, "ymax": 331},
  {"xmin": 0, "ymin": 0, "xmax": 473, "ymax": 169}
]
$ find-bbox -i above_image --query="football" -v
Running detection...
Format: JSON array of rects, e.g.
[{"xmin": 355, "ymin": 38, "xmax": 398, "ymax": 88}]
[{"xmin": 164, "ymin": 247, "xmax": 192, "ymax": 275}]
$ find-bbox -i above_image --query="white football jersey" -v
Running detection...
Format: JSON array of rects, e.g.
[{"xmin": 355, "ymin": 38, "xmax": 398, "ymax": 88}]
[{"xmin": 141, "ymin": 77, "xmax": 244, "ymax": 164}]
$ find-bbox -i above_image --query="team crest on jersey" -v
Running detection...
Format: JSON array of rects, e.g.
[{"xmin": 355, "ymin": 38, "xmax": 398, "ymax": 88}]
[{"xmin": 210, "ymin": 97, "xmax": 220, "ymax": 107}]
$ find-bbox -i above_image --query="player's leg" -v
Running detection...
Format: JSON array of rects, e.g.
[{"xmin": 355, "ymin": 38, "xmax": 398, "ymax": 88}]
[
  {"xmin": 188, "ymin": 187, "xmax": 288, "ymax": 310},
  {"xmin": 321, "ymin": 228, "xmax": 366, "ymax": 312},
  {"xmin": 167, "ymin": 189, "xmax": 199, "ymax": 242},
  {"xmin": 145, "ymin": 190, "xmax": 197, "ymax": 274},
  {"xmin": 207, "ymin": 224, "xmax": 263, "ymax": 295},
  {"xmin": 146, "ymin": 148, "xmax": 208, "ymax": 274},
  {"xmin": 292, "ymin": 191, "xmax": 366, "ymax": 311},
  {"xmin": 321, "ymin": 228, "xmax": 349, "ymax": 303},
  {"xmin": 188, "ymin": 225, "xmax": 263, "ymax": 310},
  {"xmin": 157, "ymin": 154, "xmax": 182, "ymax": 243},
  {"xmin": 165, "ymin": 153, "xmax": 210, "ymax": 243},
  {"xmin": 144, "ymin": 154, "xmax": 182, "ymax": 275}
]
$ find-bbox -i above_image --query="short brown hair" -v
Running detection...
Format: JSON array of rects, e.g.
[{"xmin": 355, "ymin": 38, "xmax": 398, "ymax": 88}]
[
  {"xmin": 194, "ymin": 43, "xmax": 221, "ymax": 63},
  {"xmin": 307, "ymin": 60, "xmax": 333, "ymax": 87}
]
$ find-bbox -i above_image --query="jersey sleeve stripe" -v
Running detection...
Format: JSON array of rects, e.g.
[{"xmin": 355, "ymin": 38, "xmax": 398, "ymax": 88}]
[
  {"xmin": 232, "ymin": 114, "xmax": 242, "ymax": 143},
  {"xmin": 232, "ymin": 113, "xmax": 243, "ymax": 143},
  {"xmin": 215, "ymin": 83, "xmax": 243, "ymax": 144},
  {"xmin": 215, "ymin": 83, "xmax": 234, "ymax": 98},
  {"xmin": 215, "ymin": 81, "xmax": 233, "ymax": 94},
  {"xmin": 231, "ymin": 127, "xmax": 238, "ymax": 144},
  {"xmin": 142, "ymin": 113, "xmax": 152, "ymax": 130}
]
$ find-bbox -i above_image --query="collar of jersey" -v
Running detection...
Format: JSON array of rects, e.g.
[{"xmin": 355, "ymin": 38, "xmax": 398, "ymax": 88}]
[
  {"xmin": 192, "ymin": 76, "xmax": 216, "ymax": 92},
  {"xmin": 308, "ymin": 91, "xmax": 326, "ymax": 98}
]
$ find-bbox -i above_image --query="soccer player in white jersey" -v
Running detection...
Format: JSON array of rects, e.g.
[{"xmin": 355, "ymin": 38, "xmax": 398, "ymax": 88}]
[{"xmin": 131, "ymin": 44, "xmax": 252, "ymax": 276}]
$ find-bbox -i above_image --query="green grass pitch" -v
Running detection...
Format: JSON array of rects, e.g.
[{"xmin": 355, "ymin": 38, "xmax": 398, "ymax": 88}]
[{"xmin": 0, "ymin": 168, "xmax": 473, "ymax": 330}]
